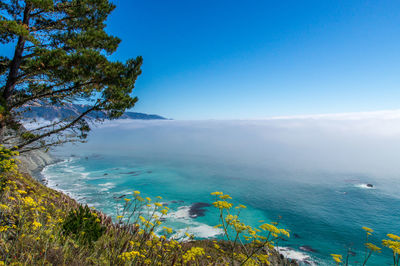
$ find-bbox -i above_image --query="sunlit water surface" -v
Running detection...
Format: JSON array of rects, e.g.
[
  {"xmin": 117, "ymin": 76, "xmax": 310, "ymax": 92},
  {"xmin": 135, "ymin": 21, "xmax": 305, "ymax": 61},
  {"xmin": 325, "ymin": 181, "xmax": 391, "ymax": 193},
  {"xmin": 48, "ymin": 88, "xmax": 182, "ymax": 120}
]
[{"xmin": 41, "ymin": 118, "xmax": 400, "ymax": 265}]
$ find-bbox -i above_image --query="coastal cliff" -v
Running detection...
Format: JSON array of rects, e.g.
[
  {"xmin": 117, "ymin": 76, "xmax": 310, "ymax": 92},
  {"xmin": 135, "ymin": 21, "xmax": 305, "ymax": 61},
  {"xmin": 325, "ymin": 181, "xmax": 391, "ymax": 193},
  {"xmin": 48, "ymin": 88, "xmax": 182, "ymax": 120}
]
[
  {"xmin": 17, "ymin": 148, "xmax": 55, "ymax": 176},
  {"xmin": 0, "ymin": 146, "xmax": 298, "ymax": 265}
]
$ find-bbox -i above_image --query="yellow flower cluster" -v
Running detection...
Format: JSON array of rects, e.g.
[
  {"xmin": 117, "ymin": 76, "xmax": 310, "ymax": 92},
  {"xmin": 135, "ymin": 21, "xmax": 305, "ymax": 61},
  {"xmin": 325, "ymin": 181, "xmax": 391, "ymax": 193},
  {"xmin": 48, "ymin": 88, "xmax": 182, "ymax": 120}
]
[
  {"xmin": 213, "ymin": 200, "xmax": 233, "ymax": 209},
  {"xmin": 256, "ymin": 254, "xmax": 270, "ymax": 265},
  {"xmin": 6, "ymin": 142, "xmax": 399, "ymax": 266},
  {"xmin": 382, "ymin": 234, "xmax": 400, "ymax": 257},
  {"xmin": 0, "ymin": 145, "xmax": 19, "ymax": 174},
  {"xmin": 182, "ymin": 247, "xmax": 205, "ymax": 263},
  {"xmin": 22, "ymin": 196, "xmax": 38, "ymax": 208},
  {"xmin": 32, "ymin": 221, "xmax": 42, "ymax": 230},
  {"xmin": 0, "ymin": 226, "xmax": 9, "ymax": 232},
  {"xmin": 163, "ymin": 226, "xmax": 173, "ymax": 234},
  {"xmin": 118, "ymin": 250, "xmax": 140, "ymax": 261},
  {"xmin": 331, "ymin": 227, "xmax": 400, "ymax": 265},
  {"xmin": 365, "ymin": 242, "xmax": 381, "ymax": 252},
  {"xmin": 259, "ymin": 223, "xmax": 290, "ymax": 238},
  {"xmin": 362, "ymin": 226, "xmax": 373, "ymax": 233},
  {"xmin": 210, "ymin": 191, "xmax": 291, "ymax": 265},
  {"xmin": 0, "ymin": 146, "xmax": 73, "ymax": 265},
  {"xmin": 331, "ymin": 254, "xmax": 342, "ymax": 264}
]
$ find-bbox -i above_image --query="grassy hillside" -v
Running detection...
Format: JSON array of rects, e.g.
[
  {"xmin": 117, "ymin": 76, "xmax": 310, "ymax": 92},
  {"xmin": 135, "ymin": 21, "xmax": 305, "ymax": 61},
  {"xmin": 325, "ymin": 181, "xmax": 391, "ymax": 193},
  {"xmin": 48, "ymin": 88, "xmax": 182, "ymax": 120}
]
[
  {"xmin": 0, "ymin": 146, "xmax": 297, "ymax": 265},
  {"xmin": 1, "ymin": 146, "xmax": 398, "ymax": 265}
]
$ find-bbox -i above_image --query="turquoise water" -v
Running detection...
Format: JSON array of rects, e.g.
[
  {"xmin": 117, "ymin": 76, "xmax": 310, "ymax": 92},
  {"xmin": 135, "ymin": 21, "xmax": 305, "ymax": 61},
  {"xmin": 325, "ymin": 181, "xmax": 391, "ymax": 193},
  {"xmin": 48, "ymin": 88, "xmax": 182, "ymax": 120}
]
[{"xmin": 43, "ymin": 120, "xmax": 400, "ymax": 265}]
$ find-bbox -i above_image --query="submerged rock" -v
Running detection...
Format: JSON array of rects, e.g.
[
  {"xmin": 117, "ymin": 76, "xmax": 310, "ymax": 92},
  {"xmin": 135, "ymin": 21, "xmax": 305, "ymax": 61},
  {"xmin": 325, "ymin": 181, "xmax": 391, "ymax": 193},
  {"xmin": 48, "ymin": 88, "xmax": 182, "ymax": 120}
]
[
  {"xmin": 299, "ymin": 245, "xmax": 318, "ymax": 253},
  {"xmin": 120, "ymin": 171, "xmax": 141, "ymax": 176},
  {"xmin": 189, "ymin": 202, "xmax": 212, "ymax": 218},
  {"xmin": 113, "ymin": 194, "xmax": 127, "ymax": 199},
  {"xmin": 348, "ymin": 250, "xmax": 357, "ymax": 256},
  {"xmin": 170, "ymin": 200, "xmax": 184, "ymax": 204}
]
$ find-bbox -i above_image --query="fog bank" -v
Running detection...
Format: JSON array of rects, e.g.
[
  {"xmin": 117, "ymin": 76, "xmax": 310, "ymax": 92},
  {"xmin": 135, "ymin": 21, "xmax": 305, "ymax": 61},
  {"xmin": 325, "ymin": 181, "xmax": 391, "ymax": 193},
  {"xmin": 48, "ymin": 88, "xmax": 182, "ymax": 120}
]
[{"xmin": 54, "ymin": 110, "xmax": 400, "ymax": 179}]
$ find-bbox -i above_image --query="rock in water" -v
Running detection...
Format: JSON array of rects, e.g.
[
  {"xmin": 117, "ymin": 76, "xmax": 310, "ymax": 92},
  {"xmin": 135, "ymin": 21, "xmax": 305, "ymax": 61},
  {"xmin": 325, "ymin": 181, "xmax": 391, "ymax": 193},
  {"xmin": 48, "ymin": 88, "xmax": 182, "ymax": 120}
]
[
  {"xmin": 366, "ymin": 184, "xmax": 373, "ymax": 188},
  {"xmin": 299, "ymin": 245, "xmax": 318, "ymax": 253},
  {"xmin": 189, "ymin": 202, "xmax": 212, "ymax": 218}
]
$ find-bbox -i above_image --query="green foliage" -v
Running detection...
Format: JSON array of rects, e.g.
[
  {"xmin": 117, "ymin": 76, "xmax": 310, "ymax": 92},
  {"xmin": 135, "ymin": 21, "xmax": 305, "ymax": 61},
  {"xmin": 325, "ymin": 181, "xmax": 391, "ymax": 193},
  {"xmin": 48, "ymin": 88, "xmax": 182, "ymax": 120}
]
[
  {"xmin": 21, "ymin": 131, "xmax": 37, "ymax": 140},
  {"xmin": 0, "ymin": 0, "xmax": 142, "ymax": 152},
  {"xmin": 1, "ymin": 147, "xmax": 397, "ymax": 265},
  {"xmin": 62, "ymin": 205, "xmax": 105, "ymax": 246}
]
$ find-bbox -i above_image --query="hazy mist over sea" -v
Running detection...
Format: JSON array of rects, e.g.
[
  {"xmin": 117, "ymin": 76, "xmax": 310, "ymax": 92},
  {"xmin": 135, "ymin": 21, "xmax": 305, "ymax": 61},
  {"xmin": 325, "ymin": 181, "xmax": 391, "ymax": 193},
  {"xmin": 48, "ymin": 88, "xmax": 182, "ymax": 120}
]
[
  {"xmin": 46, "ymin": 110, "xmax": 400, "ymax": 264},
  {"xmin": 67, "ymin": 110, "xmax": 400, "ymax": 177}
]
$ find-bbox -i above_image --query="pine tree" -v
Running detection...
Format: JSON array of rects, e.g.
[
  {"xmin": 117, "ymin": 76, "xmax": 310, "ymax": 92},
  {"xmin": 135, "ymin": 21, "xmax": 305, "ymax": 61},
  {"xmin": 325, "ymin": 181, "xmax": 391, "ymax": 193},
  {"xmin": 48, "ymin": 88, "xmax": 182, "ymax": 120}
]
[{"xmin": 0, "ymin": 0, "xmax": 143, "ymax": 152}]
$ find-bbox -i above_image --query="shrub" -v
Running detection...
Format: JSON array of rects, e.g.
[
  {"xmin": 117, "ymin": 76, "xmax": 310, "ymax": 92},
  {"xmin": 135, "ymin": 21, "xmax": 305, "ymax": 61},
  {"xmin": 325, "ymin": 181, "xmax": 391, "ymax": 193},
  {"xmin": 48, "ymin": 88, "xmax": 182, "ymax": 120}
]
[{"xmin": 62, "ymin": 205, "xmax": 105, "ymax": 246}]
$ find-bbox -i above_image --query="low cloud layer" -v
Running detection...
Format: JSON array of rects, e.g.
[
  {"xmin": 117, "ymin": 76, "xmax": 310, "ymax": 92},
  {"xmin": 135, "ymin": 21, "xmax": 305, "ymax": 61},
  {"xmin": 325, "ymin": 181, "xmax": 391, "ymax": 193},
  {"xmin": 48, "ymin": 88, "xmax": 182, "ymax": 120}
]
[{"xmin": 62, "ymin": 110, "xmax": 400, "ymax": 178}]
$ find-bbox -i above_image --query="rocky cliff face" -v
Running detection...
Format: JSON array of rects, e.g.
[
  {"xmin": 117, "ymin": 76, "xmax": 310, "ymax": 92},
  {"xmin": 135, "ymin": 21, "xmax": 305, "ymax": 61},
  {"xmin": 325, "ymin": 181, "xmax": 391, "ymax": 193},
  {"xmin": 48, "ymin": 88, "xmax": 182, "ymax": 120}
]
[
  {"xmin": 17, "ymin": 149, "xmax": 54, "ymax": 176},
  {"xmin": 1, "ymin": 126, "xmax": 55, "ymax": 176}
]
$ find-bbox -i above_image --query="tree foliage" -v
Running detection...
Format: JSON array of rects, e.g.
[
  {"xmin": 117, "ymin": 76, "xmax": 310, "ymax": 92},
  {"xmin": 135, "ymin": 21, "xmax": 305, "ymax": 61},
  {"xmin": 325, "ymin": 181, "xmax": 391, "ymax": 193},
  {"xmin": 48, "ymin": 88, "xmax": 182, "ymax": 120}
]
[{"xmin": 0, "ymin": 0, "xmax": 142, "ymax": 152}]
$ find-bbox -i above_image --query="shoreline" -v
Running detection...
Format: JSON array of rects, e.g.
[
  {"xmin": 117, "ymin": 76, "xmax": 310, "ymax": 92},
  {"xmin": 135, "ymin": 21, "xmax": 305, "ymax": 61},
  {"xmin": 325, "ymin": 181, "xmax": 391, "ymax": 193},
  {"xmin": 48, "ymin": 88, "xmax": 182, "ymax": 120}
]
[
  {"xmin": 27, "ymin": 153, "xmax": 305, "ymax": 265},
  {"xmin": 14, "ymin": 149, "xmax": 304, "ymax": 265}
]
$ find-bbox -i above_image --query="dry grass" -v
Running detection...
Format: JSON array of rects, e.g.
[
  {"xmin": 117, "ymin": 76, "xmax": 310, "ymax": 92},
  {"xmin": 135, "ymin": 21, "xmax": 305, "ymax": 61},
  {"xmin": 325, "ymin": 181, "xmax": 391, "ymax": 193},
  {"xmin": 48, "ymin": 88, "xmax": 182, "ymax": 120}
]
[{"xmin": 0, "ymin": 146, "xmax": 296, "ymax": 265}]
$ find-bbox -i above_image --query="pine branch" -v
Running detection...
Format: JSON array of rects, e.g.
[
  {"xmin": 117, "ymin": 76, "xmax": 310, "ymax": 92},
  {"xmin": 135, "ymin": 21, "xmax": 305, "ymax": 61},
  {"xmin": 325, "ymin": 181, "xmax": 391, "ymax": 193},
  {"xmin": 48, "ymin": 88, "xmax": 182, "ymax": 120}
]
[{"xmin": 13, "ymin": 102, "xmax": 102, "ymax": 151}]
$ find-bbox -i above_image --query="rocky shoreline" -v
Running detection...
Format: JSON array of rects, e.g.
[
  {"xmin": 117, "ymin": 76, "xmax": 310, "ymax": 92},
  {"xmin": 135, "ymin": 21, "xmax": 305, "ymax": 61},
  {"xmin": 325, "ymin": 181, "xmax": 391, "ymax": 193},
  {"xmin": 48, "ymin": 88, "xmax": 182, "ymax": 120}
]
[
  {"xmin": 17, "ymin": 148, "xmax": 57, "ymax": 182},
  {"xmin": 16, "ymin": 151, "xmax": 299, "ymax": 265}
]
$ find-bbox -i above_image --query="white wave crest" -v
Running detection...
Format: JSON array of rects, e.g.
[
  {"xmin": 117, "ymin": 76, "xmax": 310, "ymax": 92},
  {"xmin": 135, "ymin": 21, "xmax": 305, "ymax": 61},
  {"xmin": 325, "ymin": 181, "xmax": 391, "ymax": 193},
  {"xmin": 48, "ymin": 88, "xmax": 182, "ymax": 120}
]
[
  {"xmin": 355, "ymin": 184, "xmax": 375, "ymax": 189},
  {"xmin": 275, "ymin": 247, "xmax": 315, "ymax": 265}
]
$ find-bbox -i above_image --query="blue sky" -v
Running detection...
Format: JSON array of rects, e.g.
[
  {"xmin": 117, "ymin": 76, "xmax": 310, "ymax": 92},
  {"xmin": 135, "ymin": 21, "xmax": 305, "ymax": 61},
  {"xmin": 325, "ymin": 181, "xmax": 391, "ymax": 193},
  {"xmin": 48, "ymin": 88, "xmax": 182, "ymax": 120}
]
[
  {"xmin": 2, "ymin": 1, "xmax": 399, "ymax": 119},
  {"xmin": 105, "ymin": 0, "xmax": 400, "ymax": 119}
]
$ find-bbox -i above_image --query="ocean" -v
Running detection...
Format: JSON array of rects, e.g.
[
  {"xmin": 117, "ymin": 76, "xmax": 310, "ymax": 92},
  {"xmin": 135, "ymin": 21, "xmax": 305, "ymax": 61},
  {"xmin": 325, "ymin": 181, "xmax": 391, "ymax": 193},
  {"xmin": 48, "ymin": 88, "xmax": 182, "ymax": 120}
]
[{"xmin": 41, "ymin": 117, "xmax": 400, "ymax": 265}]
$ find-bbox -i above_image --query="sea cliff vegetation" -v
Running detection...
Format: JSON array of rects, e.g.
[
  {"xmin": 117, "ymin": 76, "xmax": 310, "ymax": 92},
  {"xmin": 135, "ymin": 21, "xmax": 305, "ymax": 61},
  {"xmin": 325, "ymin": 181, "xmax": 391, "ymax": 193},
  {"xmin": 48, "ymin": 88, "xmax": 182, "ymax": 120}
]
[
  {"xmin": 1, "ymin": 146, "xmax": 400, "ymax": 265},
  {"xmin": 0, "ymin": 145, "xmax": 298, "ymax": 265}
]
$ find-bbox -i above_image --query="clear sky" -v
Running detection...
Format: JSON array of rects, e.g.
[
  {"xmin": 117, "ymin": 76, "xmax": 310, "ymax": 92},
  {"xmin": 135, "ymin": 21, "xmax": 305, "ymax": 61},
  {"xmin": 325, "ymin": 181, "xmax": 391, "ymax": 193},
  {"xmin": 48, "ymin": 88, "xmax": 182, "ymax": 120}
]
[{"xmin": 105, "ymin": 0, "xmax": 400, "ymax": 119}]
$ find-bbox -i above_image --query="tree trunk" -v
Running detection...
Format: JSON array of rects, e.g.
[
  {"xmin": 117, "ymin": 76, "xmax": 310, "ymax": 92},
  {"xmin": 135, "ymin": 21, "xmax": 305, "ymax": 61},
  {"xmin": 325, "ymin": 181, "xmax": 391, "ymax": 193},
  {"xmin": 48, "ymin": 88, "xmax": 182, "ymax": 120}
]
[
  {"xmin": 2, "ymin": 3, "xmax": 32, "ymax": 102},
  {"xmin": 1, "ymin": 3, "xmax": 32, "ymax": 142}
]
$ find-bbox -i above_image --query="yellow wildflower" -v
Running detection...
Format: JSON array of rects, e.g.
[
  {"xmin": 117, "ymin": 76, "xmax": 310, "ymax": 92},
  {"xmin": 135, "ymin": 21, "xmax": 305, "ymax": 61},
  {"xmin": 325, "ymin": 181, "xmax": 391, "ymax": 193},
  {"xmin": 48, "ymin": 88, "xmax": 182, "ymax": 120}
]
[
  {"xmin": 365, "ymin": 243, "xmax": 381, "ymax": 252},
  {"xmin": 118, "ymin": 250, "xmax": 140, "ymax": 261},
  {"xmin": 213, "ymin": 200, "xmax": 232, "ymax": 209},
  {"xmin": 163, "ymin": 226, "xmax": 173, "ymax": 234},
  {"xmin": 0, "ymin": 226, "xmax": 9, "ymax": 232},
  {"xmin": 219, "ymin": 194, "xmax": 232, "ymax": 200},
  {"xmin": 17, "ymin": 190, "xmax": 27, "ymax": 195},
  {"xmin": 182, "ymin": 247, "xmax": 205, "ymax": 263},
  {"xmin": 387, "ymin": 234, "xmax": 400, "ymax": 241},
  {"xmin": 362, "ymin": 226, "xmax": 373, "ymax": 233},
  {"xmin": 32, "ymin": 221, "xmax": 42, "ymax": 230},
  {"xmin": 331, "ymin": 254, "xmax": 342, "ymax": 264},
  {"xmin": 22, "ymin": 196, "xmax": 37, "ymax": 207}
]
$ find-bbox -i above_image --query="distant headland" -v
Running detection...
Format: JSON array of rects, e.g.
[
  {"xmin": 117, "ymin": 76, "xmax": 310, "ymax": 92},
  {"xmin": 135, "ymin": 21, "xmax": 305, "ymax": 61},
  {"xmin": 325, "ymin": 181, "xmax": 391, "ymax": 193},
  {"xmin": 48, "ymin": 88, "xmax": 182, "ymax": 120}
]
[{"xmin": 20, "ymin": 102, "xmax": 167, "ymax": 121}]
